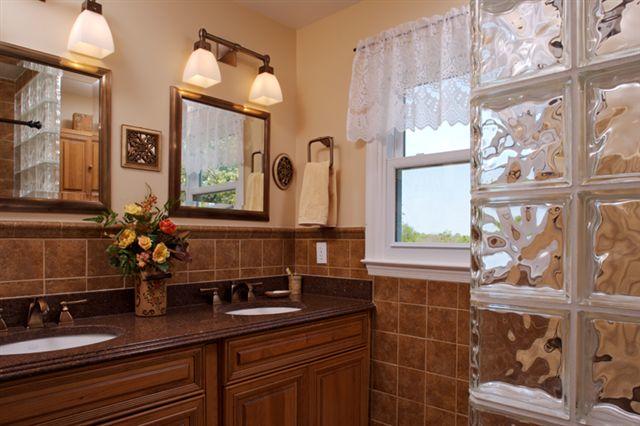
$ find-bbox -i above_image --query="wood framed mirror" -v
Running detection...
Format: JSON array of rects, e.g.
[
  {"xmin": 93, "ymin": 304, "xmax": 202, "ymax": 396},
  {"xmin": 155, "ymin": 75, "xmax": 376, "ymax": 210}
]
[
  {"xmin": 0, "ymin": 42, "xmax": 111, "ymax": 213},
  {"xmin": 169, "ymin": 87, "xmax": 270, "ymax": 221}
]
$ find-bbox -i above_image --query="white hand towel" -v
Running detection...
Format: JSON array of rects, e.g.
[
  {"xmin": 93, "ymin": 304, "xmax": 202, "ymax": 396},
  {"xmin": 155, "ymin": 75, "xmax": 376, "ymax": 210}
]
[
  {"xmin": 298, "ymin": 161, "xmax": 337, "ymax": 227},
  {"xmin": 245, "ymin": 172, "xmax": 264, "ymax": 211}
]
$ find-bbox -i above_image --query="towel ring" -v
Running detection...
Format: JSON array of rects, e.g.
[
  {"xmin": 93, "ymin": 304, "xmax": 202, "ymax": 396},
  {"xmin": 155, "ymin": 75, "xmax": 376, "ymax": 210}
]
[
  {"xmin": 251, "ymin": 151, "xmax": 263, "ymax": 173},
  {"xmin": 307, "ymin": 136, "xmax": 334, "ymax": 169}
]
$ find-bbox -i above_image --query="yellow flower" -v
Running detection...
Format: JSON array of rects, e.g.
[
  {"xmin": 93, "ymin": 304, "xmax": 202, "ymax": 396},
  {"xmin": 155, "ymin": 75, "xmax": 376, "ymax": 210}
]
[
  {"xmin": 118, "ymin": 229, "xmax": 136, "ymax": 248},
  {"xmin": 124, "ymin": 203, "xmax": 143, "ymax": 216},
  {"xmin": 152, "ymin": 242, "xmax": 170, "ymax": 264},
  {"xmin": 138, "ymin": 235, "xmax": 152, "ymax": 250}
]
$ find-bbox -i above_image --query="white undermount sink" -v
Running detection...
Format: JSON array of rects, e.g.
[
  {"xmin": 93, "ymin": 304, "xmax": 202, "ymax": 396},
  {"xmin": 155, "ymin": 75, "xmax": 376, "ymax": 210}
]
[
  {"xmin": 0, "ymin": 332, "xmax": 119, "ymax": 356},
  {"xmin": 225, "ymin": 307, "xmax": 301, "ymax": 316}
]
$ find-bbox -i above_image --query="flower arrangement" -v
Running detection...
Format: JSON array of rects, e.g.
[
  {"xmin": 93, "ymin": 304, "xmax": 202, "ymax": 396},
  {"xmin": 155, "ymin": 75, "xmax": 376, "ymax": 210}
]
[
  {"xmin": 86, "ymin": 188, "xmax": 191, "ymax": 277},
  {"xmin": 85, "ymin": 188, "xmax": 191, "ymax": 316}
]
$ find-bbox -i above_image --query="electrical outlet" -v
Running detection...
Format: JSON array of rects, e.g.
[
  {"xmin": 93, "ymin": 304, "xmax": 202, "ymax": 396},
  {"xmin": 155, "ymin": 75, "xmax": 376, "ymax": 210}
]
[{"xmin": 316, "ymin": 242, "xmax": 327, "ymax": 264}]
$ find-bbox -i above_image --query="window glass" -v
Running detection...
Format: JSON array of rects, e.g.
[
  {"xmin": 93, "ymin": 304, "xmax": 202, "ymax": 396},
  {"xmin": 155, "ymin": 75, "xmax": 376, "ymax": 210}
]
[
  {"xmin": 395, "ymin": 162, "xmax": 471, "ymax": 244},
  {"xmin": 403, "ymin": 122, "xmax": 470, "ymax": 157}
]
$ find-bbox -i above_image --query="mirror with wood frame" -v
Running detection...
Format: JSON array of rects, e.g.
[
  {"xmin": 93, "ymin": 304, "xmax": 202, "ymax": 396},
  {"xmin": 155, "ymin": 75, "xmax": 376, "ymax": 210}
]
[
  {"xmin": 0, "ymin": 42, "xmax": 111, "ymax": 213},
  {"xmin": 169, "ymin": 87, "xmax": 270, "ymax": 221}
]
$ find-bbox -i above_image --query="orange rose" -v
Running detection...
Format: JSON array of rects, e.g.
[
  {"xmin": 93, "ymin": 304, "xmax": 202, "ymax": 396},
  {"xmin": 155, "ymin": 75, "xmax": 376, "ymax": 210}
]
[{"xmin": 159, "ymin": 219, "xmax": 177, "ymax": 234}]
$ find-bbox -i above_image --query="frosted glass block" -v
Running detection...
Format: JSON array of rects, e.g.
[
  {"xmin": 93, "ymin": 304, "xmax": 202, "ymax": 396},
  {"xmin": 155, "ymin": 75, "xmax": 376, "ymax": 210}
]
[
  {"xmin": 580, "ymin": 314, "xmax": 640, "ymax": 425},
  {"xmin": 471, "ymin": 199, "xmax": 568, "ymax": 299},
  {"xmin": 584, "ymin": 0, "xmax": 640, "ymax": 63},
  {"xmin": 472, "ymin": 81, "xmax": 570, "ymax": 190},
  {"xmin": 473, "ymin": 0, "xmax": 568, "ymax": 87},
  {"xmin": 585, "ymin": 64, "xmax": 640, "ymax": 181},
  {"xmin": 584, "ymin": 192, "xmax": 640, "ymax": 308},
  {"xmin": 471, "ymin": 304, "xmax": 568, "ymax": 418},
  {"xmin": 470, "ymin": 405, "xmax": 544, "ymax": 425}
]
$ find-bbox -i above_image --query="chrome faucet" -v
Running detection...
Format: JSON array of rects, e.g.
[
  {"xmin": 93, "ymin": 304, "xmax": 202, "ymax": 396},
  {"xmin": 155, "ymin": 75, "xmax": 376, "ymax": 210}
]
[{"xmin": 27, "ymin": 297, "xmax": 50, "ymax": 329}]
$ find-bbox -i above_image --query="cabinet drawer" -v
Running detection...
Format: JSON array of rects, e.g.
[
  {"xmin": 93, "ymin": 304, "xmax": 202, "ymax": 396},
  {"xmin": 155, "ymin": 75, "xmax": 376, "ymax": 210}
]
[
  {"xmin": 101, "ymin": 396, "xmax": 205, "ymax": 426},
  {"xmin": 224, "ymin": 313, "xmax": 369, "ymax": 383},
  {"xmin": 0, "ymin": 346, "xmax": 204, "ymax": 425}
]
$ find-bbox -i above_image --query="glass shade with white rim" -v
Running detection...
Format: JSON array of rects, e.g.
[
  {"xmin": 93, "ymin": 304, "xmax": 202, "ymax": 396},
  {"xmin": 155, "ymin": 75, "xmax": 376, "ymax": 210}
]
[
  {"xmin": 249, "ymin": 71, "xmax": 283, "ymax": 106},
  {"xmin": 182, "ymin": 48, "xmax": 221, "ymax": 88},
  {"xmin": 67, "ymin": 9, "xmax": 115, "ymax": 59}
]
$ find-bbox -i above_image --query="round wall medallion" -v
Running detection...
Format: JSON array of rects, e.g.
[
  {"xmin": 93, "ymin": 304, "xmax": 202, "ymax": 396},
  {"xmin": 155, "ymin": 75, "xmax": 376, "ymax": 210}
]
[{"xmin": 273, "ymin": 153, "xmax": 294, "ymax": 190}]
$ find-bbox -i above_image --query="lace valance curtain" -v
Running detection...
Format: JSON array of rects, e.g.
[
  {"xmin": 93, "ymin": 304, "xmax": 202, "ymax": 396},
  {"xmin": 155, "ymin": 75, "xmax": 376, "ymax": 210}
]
[{"xmin": 346, "ymin": 6, "xmax": 471, "ymax": 143}]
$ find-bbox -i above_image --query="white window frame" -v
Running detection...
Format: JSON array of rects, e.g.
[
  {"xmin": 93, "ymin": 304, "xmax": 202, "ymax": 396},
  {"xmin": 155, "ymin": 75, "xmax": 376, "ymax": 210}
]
[{"xmin": 364, "ymin": 130, "xmax": 471, "ymax": 282}]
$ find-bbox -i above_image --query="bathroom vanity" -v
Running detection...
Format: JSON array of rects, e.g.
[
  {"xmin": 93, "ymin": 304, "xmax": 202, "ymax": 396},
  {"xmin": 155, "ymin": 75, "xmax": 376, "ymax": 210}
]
[{"xmin": 0, "ymin": 295, "xmax": 372, "ymax": 426}]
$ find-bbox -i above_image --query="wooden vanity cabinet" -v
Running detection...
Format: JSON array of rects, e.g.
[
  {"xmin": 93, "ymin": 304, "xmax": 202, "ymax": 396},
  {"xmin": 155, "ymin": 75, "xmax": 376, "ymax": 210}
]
[
  {"xmin": 0, "ymin": 344, "xmax": 215, "ymax": 426},
  {"xmin": 0, "ymin": 312, "xmax": 370, "ymax": 426},
  {"xmin": 222, "ymin": 312, "xmax": 371, "ymax": 426}
]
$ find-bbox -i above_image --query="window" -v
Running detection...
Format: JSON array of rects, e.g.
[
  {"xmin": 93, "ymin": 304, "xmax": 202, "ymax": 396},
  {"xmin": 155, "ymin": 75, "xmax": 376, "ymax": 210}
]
[{"xmin": 365, "ymin": 122, "xmax": 471, "ymax": 282}]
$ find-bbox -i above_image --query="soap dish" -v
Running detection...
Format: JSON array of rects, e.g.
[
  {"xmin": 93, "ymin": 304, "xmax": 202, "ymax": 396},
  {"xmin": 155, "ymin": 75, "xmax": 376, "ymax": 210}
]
[{"xmin": 265, "ymin": 290, "xmax": 291, "ymax": 298}]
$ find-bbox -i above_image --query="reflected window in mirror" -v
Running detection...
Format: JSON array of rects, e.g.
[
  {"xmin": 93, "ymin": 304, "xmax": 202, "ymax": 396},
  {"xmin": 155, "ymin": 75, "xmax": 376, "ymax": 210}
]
[
  {"xmin": 0, "ymin": 42, "xmax": 110, "ymax": 213},
  {"xmin": 170, "ymin": 87, "xmax": 270, "ymax": 220}
]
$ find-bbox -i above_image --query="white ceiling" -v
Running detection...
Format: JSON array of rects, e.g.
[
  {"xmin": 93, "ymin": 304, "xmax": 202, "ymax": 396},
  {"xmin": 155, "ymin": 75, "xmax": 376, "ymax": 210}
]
[{"xmin": 235, "ymin": 0, "xmax": 359, "ymax": 29}]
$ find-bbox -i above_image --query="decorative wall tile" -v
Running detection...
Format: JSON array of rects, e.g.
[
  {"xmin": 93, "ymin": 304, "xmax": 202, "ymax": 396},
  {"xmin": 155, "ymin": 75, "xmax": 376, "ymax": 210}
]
[
  {"xmin": 472, "ymin": 82, "xmax": 569, "ymax": 189},
  {"xmin": 471, "ymin": 199, "xmax": 568, "ymax": 298},
  {"xmin": 580, "ymin": 314, "xmax": 640, "ymax": 425},
  {"xmin": 585, "ymin": 193, "xmax": 640, "ymax": 307},
  {"xmin": 470, "ymin": 304, "xmax": 568, "ymax": 417},
  {"xmin": 584, "ymin": 0, "xmax": 640, "ymax": 62},
  {"xmin": 473, "ymin": 0, "xmax": 568, "ymax": 86},
  {"xmin": 585, "ymin": 65, "xmax": 640, "ymax": 180}
]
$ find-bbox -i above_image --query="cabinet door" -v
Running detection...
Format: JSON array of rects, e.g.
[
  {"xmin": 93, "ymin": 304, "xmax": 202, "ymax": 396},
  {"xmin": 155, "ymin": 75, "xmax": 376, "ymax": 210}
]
[
  {"xmin": 224, "ymin": 367, "xmax": 306, "ymax": 426},
  {"xmin": 61, "ymin": 137, "xmax": 86, "ymax": 193},
  {"xmin": 308, "ymin": 349, "xmax": 369, "ymax": 426},
  {"xmin": 100, "ymin": 396, "xmax": 204, "ymax": 426}
]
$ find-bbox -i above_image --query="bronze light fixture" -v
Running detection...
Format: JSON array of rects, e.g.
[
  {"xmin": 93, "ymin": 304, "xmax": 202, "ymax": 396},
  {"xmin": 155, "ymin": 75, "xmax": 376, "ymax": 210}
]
[{"xmin": 182, "ymin": 28, "xmax": 283, "ymax": 106}]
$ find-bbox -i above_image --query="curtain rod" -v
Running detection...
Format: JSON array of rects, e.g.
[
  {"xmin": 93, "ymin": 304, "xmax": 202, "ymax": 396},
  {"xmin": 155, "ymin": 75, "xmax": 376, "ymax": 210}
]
[{"xmin": 352, "ymin": 11, "xmax": 468, "ymax": 52}]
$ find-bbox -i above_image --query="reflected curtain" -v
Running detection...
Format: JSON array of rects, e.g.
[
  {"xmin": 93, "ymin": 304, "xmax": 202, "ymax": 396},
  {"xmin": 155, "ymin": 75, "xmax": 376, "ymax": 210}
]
[
  {"xmin": 346, "ymin": 6, "xmax": 470, "ymax": 143},
  {"xmin": 181, "ymin": 101, "xmax": 245, "ymax": 174}
]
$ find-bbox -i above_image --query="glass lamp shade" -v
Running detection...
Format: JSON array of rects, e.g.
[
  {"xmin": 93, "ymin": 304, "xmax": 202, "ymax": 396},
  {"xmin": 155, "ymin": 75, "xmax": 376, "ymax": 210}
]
[
  {"xmin": 249, "ymin": 72, "xmax": 283, "ymax": 106},
  {"xmin": 67, "ymin": 9, "xmax": 115, "ymax": 59},
  {"xmin": 182, "ymin": 48, "xmax": 221, "ymax": 88}
]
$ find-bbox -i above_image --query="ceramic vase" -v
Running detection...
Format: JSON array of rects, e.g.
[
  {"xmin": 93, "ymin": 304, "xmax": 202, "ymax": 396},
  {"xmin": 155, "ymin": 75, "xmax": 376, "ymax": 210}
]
[{"xmin": 135, "ymin": 272, "xmax": 171, "ymax": 317}]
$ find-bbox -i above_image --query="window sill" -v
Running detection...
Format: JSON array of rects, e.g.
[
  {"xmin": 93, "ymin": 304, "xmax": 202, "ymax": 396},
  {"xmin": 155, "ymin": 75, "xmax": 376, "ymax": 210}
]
[{"xmin": 363, "ymin": 258, "xmax": 470, "ymax": 283}]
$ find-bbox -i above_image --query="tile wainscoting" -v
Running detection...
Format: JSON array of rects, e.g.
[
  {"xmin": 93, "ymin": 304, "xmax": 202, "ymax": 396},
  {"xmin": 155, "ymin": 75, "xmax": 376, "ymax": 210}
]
[
  {"xmin": 0, "ymin": 221, "xmax": 295, "ymax": 298},
  {"xmin": 0, "ymin": 222, "xmax": 469, "ymax": 425}
]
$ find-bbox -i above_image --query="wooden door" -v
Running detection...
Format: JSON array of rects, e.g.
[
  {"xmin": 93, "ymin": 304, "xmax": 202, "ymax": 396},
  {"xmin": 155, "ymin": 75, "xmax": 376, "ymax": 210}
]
[
  {"xmin": 100, "ymin": 396, "xmax": 205, "ymax": 426},
  {"xmin": 224, "ymin": 367, "xmax": 306, "ymax": 426},
  {"xmin": 61, "ymin": 137, "xmax": 86, "ymax": 196},
  {"xmin": 308, "ymin": 349, "xmax": 369, "ymax": 426}
]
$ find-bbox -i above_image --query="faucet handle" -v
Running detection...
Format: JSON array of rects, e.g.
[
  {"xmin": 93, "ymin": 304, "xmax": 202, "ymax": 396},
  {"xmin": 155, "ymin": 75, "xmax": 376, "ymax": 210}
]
[
  {"xmin": 0, "ymin": 308, "xmax": 7, "ymax": 333},
  {"xmin": 59, "ymin": 299, "xmax": 88, "ymax": 326},
  {"xmin": 200, "ymin": 287, "xmax": 222, "ymax": 307},
  {"xmin": 247, "ymin": 282, "xmax": 263, "ymax": 302}
]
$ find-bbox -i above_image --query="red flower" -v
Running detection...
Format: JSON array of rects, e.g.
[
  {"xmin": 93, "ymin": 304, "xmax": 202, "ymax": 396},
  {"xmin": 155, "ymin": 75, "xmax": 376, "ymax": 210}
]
[{"xmin": 159, "ymin": 219, "xmax": 177, "ymax": 235}]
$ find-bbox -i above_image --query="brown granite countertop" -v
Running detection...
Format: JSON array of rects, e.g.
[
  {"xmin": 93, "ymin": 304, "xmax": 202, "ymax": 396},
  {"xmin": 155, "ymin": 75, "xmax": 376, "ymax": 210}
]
[{"xmin": 0, "ymin": 294, "xmax": 374, "ymax": 382}]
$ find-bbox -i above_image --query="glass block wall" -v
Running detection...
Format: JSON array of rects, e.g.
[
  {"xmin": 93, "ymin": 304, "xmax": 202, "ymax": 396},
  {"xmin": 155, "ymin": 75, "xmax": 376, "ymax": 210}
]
[
  {"xmin": 470, "ymin": 1, "xmax": 640, "ymax": 424},
  {"xmin": 13, "ymin": 61, "xmax": 62, "ymax": 199}
]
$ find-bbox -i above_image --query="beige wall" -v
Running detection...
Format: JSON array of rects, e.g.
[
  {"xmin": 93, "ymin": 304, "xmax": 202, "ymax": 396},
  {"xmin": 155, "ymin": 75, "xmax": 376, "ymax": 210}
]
[
  {"xmin": 295, "ymin": 0, "xmax": 467, "ymax": 227},
  {"xmin": 0, "ymin": 0, "xmax": 297, "ymax": 227},
  {"xmin": 0, "ymin": 0, "xmax": 466, "ymax": 229}
]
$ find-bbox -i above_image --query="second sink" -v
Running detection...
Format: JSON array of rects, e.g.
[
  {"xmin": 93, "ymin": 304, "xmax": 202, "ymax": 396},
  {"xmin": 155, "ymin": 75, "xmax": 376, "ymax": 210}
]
[{"xmin": 225, "ymin": 307, "xmax": 301, "ymax": 316}]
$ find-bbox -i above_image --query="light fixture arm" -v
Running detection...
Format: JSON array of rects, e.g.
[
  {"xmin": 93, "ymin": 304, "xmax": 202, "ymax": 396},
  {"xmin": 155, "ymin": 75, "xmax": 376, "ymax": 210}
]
[{"xmin": 197, "ymin": 28, "xmax": 272, "ymax": 72}]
